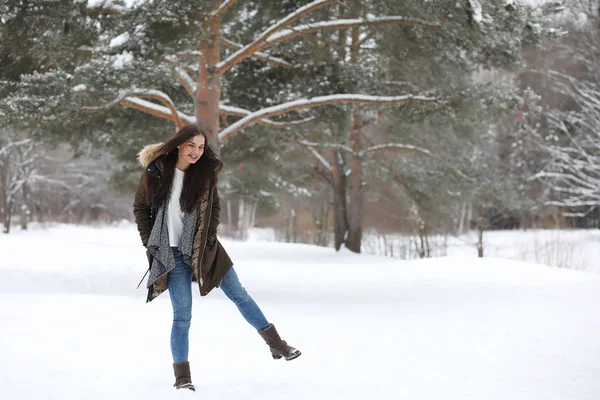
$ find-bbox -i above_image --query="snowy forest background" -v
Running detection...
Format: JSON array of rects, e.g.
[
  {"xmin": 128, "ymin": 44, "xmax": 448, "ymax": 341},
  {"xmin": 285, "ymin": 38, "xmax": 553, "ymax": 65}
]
[{"xmin": 1, "ymin": 0, "xmax": 596, "ymax": 262}]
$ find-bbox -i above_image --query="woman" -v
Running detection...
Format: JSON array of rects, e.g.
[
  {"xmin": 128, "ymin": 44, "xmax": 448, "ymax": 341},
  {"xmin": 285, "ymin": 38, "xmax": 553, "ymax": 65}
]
[{"xmin": 133, "ymin": 124, "xmax": 300, "ymax": 391}]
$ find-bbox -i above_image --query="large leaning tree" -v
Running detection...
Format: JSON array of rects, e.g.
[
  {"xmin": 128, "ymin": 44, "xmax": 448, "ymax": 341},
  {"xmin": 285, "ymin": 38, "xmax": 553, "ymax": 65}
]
[
  {"xmin": 10, "ymin": 0, "xmax": 440, "ymax": 251},
  {"xmin": 5, "ymin": 0, "xmax": 441, "ymax": 153}
]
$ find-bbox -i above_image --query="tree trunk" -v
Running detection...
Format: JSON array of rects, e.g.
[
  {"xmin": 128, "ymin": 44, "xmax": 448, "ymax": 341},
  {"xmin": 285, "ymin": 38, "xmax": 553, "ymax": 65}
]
[
  {"xmin": 0, "ymin": 164, "xmax": 5, "ymax": 232},
  {"xmin": 1, "ymin": 164, "xmax": 9, "ymax": 234},
  {"xmin": 227, "ymin": 199, "xmax": 232, "ymax": 225},
  {"xmin": 3, "ymin": 200, "xmax": 11, "ymax": 234},
  {"xmin": 20, "ymin": 184, "xmax": 29, "ymax": 230},
  {"xmin": 477, "ymin": 221, "xmax": 484, "ymax": 258},
  {"xmin": 330, "ymin": 148, "xmax": 348, "ymax": 251},
  {"xmin": 345, "ymin": 16, "xmax": 363, "ymax": 253},
  {"xmin": 249, "ymin": 199, "xmax": 257, "ymax": 229},
  {"xmin": 458, "ymin": 201, "xmax": 467, "ymax": 234},
  {"xmin": 196, "ymin": 12, "xmax": 221, "ymax": 151},
  {"xmin": 418, "ymin": 224, "xmax": 426, "ymax": 258},
  {"xmin": 346, "ymin": 113, "xmax": 363, "ymax": 253},
  {"xmin": 286, "ymin": 207, "xmax": 297, "ymax": 243},
  {"xmin": 237, "ymin": 199, "xmax": 246, "ymax": 240},
  {"xmin": 236, "ymin": 198, "xmax": 257, "ymax": 240}
]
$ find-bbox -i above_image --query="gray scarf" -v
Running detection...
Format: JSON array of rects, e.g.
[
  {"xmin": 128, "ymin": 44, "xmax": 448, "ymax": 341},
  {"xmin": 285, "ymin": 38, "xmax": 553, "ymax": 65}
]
[{"xmin": 146, "ymin": 201, "xmax": 198, "ymax": 288}]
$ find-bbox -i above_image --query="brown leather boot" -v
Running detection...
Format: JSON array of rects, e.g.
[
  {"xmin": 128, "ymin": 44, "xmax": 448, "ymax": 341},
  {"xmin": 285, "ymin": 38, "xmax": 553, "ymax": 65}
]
[
  {"xmin": 258, "ymin": 323, "xmax": 301, "ymax": 361},
  {"xmin": 173, "ymin": 361, "xmax": 195, "ymax": 391}
]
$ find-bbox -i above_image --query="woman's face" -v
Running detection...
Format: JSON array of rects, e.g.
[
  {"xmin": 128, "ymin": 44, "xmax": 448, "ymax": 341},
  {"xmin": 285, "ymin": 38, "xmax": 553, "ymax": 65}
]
[{"xmin": 177, "ymin": 134, "xmax": 205, "ymax": 165}]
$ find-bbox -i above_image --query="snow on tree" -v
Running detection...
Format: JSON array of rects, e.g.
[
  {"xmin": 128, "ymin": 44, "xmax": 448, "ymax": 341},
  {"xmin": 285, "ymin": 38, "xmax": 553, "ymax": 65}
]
[
  {"xmin": 1, "ymin": 0, "xmax": 563, "ymax": 250},
  {"xmin": 524, "ymin": 1, "xmax": 600, "ymax": 221}
]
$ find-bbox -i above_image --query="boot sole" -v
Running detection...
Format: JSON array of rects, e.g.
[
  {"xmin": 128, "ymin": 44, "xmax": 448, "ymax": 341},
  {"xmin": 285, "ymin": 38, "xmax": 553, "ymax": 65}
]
[
  {"xmin": 176, "ymin": 383, "xmax": 196, "ymax": 391},
  {"xmin": 273, "ymin": 351, "xmax": 301, "ymax": 361}
]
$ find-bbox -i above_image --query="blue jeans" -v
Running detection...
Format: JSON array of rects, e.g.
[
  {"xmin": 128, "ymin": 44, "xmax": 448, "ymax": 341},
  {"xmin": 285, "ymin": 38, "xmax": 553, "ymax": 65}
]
[{"xmin": 167, "ymin": 248, "xmax": 270, "ymax": 364}]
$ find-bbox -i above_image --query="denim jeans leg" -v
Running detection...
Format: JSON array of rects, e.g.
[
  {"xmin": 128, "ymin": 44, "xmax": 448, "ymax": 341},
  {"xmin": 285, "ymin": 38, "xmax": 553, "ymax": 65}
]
[
  {"xmin": 168, "ymin": 249, "xmax": 193, "ymax": 364},
  {"xmin": 220, "ymin": 267, "xmax": 270, "ymax": 331}
]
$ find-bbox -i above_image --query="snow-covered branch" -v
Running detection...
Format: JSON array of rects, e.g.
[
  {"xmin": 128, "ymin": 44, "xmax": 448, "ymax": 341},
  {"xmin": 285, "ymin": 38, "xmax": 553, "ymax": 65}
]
[
  {"xmin": 218, "ymin": 94, "xmax": 439, "ymax": 142},
  {"xmin": 133, "ymin": 90, "xmax": 184, "ymax": 128},
  {"xmin": 304, "ymin": 146, "xmax": 332, "ymax": 172},
  {"xmin": 83, "ymin": 90, "xmax": 191, "ymax": 128},
  {"xmin": 174, "ymin": 66, "xmax": 197, "ymax": 98},
  {"xmin": 467, "ymin": 0, "xmax": 483, "ymax": 27},
  {"xmin": 122, "ymin": 97, "xmax": 195, "ymax": 126},
  {"xmin": 174, "ymin": 51, "xmax": 204, "ymax": 58},
  {"xmin": 358, "ymin": 143, "xmax": 433, "ymax": 157},
  {"xmin": 258, "ymin": 17, "xmax": 441, "ymax": 51},
  {"xmin": 532, "ymin": 66, "xmax": 600, "ymax": 209},
  {"xmin": 220, "ymin": 37, "xmax": 296, "ymax": 69},
  {"xmin": 220, "ymin": 104, "xmax": 316, "ymax": 128},
  {"xmin": 210, "ymin": 0, "xmax": 237, "ymax": 20},
  {"xmin": 298, "ymin": 139, "xmax": 355, "ymax": 155},
  {"xmin": 0, "ymin": 139, "xmax": 32, "ymax": 157},
  {"xmin": 217, "ymin": 0, "xmax": 334, "ymax": 73}
]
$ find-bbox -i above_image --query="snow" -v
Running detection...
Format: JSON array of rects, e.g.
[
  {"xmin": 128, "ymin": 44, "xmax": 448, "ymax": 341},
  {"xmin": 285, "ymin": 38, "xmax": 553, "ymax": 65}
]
[
  {"xmin": 446, "ymin": 229, "xmax": 600, "ymax": 273},
  {"xmin": 109, "ymin": 32, "xmax": 130, "ymax": 48},
  {"xmin": 86, "ymin": 0, "xmax": 143, "ymax": 8},
  {"xmin": 112, "ymin": 51, "xmax": 133, "ymax": 69},
  {"xmin": 71, "ymin": 84, "xmax": 87, "ymax": 92},
  {"xmin": 1, "ymin": 224, "xmax": 600, "ymax": 399},
  {"xmin": 468, "ymin": 0, "xmax": 484, "ymax": 25}
]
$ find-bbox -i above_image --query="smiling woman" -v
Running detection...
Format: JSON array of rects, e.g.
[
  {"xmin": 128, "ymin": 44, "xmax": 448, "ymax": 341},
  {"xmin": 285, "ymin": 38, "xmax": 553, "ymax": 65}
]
[
  {"xmin": 132, "ymin": 124, "xmax": 300, "ymax": 391},
  {"xmin": 176, "ymin": 135, "xmax": 205, "ymax": 170}
]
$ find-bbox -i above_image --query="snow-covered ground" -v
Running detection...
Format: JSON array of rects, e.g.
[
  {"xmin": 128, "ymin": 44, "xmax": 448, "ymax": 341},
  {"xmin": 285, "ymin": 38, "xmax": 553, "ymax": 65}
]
[
  {"xmin": 2, "ymin": 223, "xmax": 600, "ymax": 400},
  {"xmin": 359, "ymin": 228, "xmax": 600, "ymax": 273}
]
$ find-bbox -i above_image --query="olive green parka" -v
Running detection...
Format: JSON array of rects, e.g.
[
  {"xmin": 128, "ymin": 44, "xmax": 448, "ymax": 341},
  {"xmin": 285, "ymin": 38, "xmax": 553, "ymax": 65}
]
[{"xmin": 133, "ymin": 143, "xmax": 233, "ymax": 302}]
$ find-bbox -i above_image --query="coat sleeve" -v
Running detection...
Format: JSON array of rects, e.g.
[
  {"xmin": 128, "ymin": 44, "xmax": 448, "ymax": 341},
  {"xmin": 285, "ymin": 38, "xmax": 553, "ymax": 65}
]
[
  {"xmin": 207, "ymin": 186, "xmax": 220, "ymax": 245},
  {"xmin": 133, "ymin": 174, "xmax": 152, "ymax": 247}
]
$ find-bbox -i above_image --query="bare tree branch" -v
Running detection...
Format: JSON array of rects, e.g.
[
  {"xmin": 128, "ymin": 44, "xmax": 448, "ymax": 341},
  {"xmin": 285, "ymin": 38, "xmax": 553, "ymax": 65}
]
[{"xmin": 218, "ymin": 94, "xmax": 439, "ymax": 142}]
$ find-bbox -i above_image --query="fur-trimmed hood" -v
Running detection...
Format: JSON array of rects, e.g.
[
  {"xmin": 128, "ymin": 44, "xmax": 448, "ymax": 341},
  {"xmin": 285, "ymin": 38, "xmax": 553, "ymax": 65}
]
[{"xmin": 137, "ymin": 143, "xmax": 163, "ymax": 168}]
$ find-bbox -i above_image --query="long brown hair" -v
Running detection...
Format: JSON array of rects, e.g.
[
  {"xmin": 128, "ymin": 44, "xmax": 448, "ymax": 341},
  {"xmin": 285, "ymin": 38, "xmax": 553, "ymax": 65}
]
[{"xmin": 145, "ymin": 125, "xmax": 223, "ymax": 213}]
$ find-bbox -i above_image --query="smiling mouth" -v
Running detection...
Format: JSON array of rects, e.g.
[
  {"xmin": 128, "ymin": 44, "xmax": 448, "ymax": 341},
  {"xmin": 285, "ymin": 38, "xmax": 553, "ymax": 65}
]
[{"xmin": 189, "ymin": 154, "xmax": 198, "ymax": 160}]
